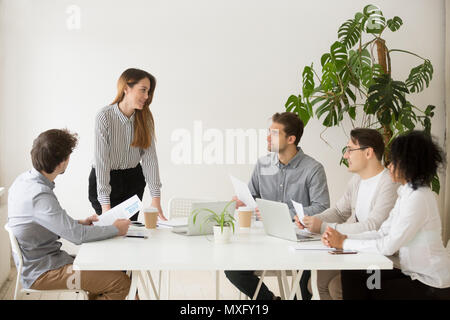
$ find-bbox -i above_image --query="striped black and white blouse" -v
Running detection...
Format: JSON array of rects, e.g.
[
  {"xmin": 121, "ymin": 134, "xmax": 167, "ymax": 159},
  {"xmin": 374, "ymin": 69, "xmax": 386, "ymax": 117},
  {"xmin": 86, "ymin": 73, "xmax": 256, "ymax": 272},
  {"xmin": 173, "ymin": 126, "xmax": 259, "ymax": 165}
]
[{"xmin": 94, "ymin": 103, "xmax": 162, "ymax": 205}]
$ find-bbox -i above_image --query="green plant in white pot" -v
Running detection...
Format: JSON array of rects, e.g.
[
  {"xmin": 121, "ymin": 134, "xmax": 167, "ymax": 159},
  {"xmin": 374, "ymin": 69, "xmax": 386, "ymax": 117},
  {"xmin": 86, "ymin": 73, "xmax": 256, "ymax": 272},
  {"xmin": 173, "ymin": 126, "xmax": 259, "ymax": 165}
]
[{"xmin": 191, "ymin": 201, "xmax": 236, "ymax": 244}]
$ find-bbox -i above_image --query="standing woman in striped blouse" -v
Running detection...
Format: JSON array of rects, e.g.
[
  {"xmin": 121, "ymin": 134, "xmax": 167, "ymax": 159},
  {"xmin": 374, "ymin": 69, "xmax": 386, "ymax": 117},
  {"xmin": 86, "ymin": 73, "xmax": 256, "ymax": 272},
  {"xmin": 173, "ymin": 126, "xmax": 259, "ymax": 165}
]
[{"xmin": 88, "ymin": 68, "xmax": 167, "ymax": 221}]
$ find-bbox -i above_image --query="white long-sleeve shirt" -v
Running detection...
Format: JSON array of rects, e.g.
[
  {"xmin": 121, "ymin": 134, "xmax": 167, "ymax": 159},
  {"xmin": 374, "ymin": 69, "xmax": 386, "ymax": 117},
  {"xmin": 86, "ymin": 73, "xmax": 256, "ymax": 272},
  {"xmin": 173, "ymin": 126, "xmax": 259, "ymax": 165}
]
[
  {"xmin": 94, "ymin": 104, "xmax": 162, "ymax": 205},
  {"xmin": 343, "ymin": 184, "xmax": 450, "ymax": 288}
]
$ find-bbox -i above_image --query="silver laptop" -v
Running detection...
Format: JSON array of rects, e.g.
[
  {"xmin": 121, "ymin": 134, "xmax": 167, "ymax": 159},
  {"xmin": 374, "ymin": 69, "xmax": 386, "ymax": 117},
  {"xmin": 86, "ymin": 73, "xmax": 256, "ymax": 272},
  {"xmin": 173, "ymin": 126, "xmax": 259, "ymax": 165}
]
[
  {"xmin": 256, "ymin": 198, "xmax": 321, "ymax": 242},
  {"xmin": 172, "ymin": 201, "xmax": 233, "ymax": 236}
]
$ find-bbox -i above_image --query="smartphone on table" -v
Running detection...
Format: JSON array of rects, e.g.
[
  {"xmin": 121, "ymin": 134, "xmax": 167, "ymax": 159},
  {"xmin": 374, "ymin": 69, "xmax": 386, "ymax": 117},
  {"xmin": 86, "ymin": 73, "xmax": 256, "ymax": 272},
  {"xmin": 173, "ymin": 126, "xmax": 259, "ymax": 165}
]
[{"xmin": 328, "ymin": 249, "xmax": 358, "ymax": 255}]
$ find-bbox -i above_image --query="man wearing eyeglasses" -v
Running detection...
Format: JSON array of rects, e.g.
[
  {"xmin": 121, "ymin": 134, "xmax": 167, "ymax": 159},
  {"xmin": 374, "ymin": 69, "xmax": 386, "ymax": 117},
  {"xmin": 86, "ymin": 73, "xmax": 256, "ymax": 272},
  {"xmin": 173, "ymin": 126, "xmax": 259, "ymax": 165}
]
[{"xmin": 296, "ymin": 128, "xmax": 399, "ymax": 300}]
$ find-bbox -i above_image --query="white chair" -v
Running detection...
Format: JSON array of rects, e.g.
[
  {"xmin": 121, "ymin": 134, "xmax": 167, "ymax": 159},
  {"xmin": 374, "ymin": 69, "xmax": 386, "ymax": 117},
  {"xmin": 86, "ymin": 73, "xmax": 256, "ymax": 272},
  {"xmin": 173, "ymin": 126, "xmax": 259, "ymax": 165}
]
[
  {"xmin": 164, "ymin": 197, "xmax": 216, "ymax": 299},
  {"xmin": 4, "ymin": 224, "xmax": 88, "ymax": 300}
]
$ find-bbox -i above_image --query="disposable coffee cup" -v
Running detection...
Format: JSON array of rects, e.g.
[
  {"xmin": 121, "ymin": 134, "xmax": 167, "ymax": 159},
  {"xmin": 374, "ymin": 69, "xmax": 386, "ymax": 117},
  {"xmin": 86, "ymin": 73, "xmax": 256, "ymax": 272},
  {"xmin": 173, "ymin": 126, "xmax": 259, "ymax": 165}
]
[
  {"xmin": 144, "ymin": 207, "xmax": 159, "ymax": 229},
  {"xmin": 238, "ymin": 206, "xmax": 253, "ymax": 228}
]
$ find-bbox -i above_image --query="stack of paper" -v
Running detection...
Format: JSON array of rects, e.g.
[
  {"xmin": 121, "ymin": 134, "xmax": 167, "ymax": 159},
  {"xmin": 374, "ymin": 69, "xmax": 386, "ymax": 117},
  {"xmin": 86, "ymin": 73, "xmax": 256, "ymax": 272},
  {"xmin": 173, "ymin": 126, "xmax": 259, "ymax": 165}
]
[{"xmin": 157, "ymin": 217, "xmax": 188, "ymax": 228}]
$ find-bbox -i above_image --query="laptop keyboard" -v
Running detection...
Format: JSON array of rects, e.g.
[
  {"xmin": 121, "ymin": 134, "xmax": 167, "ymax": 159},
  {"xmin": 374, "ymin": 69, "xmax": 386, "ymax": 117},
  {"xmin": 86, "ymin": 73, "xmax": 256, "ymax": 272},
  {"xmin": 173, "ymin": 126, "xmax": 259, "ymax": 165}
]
[{"xmin": 296, "ymin": 233, "xmax": 314, "ymax": 240}]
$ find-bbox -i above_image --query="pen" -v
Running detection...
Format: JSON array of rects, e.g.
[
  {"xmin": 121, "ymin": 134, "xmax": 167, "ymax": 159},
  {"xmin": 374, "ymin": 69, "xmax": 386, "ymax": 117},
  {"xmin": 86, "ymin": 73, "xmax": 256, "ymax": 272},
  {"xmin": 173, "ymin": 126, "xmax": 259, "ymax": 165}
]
[{"xmin": 125, "ymin": 235, "xmax": 148, "ymax": 239}]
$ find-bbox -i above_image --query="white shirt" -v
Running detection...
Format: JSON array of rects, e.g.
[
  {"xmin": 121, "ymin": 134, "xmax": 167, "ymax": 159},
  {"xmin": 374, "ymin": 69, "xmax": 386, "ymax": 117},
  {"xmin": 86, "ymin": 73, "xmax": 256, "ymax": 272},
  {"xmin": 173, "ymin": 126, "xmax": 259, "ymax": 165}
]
[
  {"xmin": 344, "ymin": 184, "xmax": 450, "ymax": 288},
  {"xmin": 94, "ymin": 104, "xmax": 162, "ymax": 205},
  {"xmin": 355, "ymin": 169, "xmax": 385, "ymax": 223}
]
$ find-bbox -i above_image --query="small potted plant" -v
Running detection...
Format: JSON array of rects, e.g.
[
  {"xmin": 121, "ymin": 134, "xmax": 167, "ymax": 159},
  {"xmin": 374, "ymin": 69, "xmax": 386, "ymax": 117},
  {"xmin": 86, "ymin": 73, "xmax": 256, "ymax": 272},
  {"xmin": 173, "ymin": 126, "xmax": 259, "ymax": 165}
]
[{"xmin": 191, "ymin": 201, "xmax": 236, "ymax": 244}]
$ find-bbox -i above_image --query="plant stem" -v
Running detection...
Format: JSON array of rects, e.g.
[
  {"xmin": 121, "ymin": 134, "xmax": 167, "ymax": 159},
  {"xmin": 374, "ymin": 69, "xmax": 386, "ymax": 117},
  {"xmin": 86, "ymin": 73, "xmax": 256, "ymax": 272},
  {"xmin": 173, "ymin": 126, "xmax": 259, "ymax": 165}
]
[{"xmin": 388, "ymin": 49, "xmax": 427, "ymax": 61}]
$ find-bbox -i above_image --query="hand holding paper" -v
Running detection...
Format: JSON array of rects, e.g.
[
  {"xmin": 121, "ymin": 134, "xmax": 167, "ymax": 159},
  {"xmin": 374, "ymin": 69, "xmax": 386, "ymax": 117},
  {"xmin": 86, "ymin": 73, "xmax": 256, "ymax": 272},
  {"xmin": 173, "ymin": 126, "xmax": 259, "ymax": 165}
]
[
  {"xmin": 93, "ymin": 195, "xmax": 142, "ymax": 227},
  {"xmin": 291, "ymin": 200, "xmax": 306, "ymax": 227},
  {"xmin": 229, "ymin": 175, "xmax": 257, "ymax": 209}
]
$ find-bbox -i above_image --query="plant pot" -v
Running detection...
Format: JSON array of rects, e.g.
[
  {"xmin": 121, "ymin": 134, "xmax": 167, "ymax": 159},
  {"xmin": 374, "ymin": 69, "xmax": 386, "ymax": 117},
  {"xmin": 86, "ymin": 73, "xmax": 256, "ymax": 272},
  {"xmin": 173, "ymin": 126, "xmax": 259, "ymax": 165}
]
[{"xmin": 213, "ymin": 225, "xmax": 232, "ymax": 244}]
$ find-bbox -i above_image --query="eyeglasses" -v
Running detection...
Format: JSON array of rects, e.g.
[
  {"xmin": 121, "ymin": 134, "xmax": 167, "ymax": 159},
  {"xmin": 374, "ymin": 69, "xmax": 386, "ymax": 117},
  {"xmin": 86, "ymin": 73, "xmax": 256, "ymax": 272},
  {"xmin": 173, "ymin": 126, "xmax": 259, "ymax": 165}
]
[{"xmin": 343, "ymin": 146, "xmax": 368, "ymax": 154}]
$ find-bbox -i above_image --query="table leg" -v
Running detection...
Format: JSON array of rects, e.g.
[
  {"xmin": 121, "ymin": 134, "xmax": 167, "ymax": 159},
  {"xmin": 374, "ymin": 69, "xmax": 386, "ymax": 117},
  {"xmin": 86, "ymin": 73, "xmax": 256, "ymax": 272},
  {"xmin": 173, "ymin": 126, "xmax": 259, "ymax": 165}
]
[
  {"xmin": 127, "ymin": 270, "xmax": 138, "ymax": 300},
  {"xmin": 167, "ymin": 270, "xmax": 171, "ymax": 300},
  {"xmin": 145, "ymin": 271, "xmax": 160, "ymax": 300},
  {"xmin": 280, "ymin": 270, "xmax": 290, "ymax": 299},
  {"xmin": 288, "ymin": 271, "xmax": 303, "ymax": 300},
  {"xmin": 215, "ymin": 270, "xmax": 220, "ymax": 300},
  {"xmin": 253, "ymin": 270, "xmax": 266, "ymax": 300},
  {"xmin": 310, "ymin": 270, "xmax": 319, "ymax": 300},
  {"xmin": 137, "ymin": 271, "xmax": 150, "ymax": 300}
]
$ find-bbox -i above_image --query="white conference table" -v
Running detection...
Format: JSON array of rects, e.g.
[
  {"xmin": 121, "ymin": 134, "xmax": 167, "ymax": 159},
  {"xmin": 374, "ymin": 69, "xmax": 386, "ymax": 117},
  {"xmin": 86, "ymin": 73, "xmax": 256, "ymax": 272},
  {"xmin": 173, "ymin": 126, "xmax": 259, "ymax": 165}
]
[{"xmin": 73, "ymin": 223, "xmax": 393, "ymax": 300}]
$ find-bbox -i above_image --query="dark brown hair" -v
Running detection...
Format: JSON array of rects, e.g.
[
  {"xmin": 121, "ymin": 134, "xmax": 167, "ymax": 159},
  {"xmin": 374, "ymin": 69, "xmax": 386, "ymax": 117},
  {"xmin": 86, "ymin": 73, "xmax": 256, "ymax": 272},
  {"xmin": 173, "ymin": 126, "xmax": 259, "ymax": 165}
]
[
  {"xmin": 350, "ymin": 128, "xmax": 385, "ymax": 161},
  {"xmin": 272, "ymin": 112, "xmax": 304, "ymax": 145},
  {"xmin": 112, "ymin": 68, "xmax": 156, "ymax": 149},
  {"xmin": 31, "ymin": 129, "xmax": 78, "ymax": 174}
]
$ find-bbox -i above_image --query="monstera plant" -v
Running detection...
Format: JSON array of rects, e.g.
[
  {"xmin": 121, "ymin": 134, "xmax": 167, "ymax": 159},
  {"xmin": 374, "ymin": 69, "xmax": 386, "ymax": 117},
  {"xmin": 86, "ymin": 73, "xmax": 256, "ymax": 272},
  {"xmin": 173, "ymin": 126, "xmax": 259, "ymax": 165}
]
[{"xmin": 285, "ymin": 4, "xmax": 439, "ymax": 192}]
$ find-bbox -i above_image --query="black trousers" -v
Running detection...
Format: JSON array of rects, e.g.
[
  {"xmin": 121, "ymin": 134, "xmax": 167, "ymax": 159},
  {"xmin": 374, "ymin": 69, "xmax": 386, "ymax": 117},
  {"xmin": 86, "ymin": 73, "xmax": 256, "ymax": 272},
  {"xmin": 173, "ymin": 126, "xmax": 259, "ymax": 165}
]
[
  {"xmin": 341, "ymin": 268, "xmax": 450, "ymax": 300},
  {"xmin": 88, "ymin": 164, "xmax": 146, "ymax": 221},
  {"xmin": 224, "ymin": 270, "xmax": 312, "ymax": 300}
]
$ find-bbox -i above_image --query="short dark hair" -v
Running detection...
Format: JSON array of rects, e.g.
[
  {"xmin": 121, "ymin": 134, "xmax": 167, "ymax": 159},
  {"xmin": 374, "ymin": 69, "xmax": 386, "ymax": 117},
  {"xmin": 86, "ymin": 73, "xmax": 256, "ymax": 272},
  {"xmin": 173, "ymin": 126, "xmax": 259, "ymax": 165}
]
[
  {"xmin": 390, "ymin": 130, "xmax": 445, "ymax": 190},
  {"xmin": 350, "ymin": 128, "xmax": 385, "ymax": 161},
  {"xmin": 272, "ymin": 112, "xmax": 304, "ymax": 145},
  {"xmin": 31, "ymin": 129, "xmax": 78, "ymax": 174}
]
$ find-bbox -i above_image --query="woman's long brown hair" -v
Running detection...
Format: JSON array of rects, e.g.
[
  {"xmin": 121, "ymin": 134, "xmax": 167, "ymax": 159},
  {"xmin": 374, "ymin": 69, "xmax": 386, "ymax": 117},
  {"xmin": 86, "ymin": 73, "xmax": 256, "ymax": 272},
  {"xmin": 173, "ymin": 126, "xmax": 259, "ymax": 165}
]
[{"xmin": 111, "ymin": 68, "xmax": 156, "ymax": 149}]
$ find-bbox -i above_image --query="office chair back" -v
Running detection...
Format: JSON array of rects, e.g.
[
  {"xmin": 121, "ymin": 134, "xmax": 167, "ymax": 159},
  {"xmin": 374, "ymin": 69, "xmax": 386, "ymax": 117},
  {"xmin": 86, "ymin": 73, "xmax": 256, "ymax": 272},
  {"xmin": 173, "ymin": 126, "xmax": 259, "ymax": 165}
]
[{"xmin": 167, "ymin": 197, "xmax": 214, "ymax": 219}]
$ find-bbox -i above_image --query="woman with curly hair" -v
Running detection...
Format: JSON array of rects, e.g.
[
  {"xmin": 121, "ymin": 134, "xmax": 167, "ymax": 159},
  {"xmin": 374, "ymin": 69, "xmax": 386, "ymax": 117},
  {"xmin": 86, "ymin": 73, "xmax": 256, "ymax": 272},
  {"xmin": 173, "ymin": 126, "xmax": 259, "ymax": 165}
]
[{"xmin": 322, "ymin": 130, "xmax": 450, "ymax": 299}]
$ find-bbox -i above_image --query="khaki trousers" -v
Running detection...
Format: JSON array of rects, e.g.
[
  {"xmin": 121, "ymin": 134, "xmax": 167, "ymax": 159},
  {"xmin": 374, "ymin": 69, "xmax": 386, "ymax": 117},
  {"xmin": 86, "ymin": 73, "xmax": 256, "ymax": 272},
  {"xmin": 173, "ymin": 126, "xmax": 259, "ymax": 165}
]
[
  {"xmin": 316, "ymin": 270, "xmax": 342, "ymax": 300},
  {"xmin": 31, "ymin": 264, "xmax": 131, "ymax": 300}
]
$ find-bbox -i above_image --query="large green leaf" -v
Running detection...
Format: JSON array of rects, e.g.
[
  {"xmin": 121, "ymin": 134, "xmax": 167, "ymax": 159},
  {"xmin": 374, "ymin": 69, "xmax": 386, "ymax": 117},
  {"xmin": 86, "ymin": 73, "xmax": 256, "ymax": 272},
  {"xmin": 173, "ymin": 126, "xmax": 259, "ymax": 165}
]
[
  {"xmin": 362, "ymin": 4, "xmax": 386, "ymax": 34},
  {"xmin": 321, "ymin": 61, "xmax": 339, "ymax": 91},
  {"xmin": 345, "ymin": 87, "xmax": 356, "ymax": 103},
  {"xmin": 387, "ymin": 16, "xmax": 403, "ymax": 32},
  {"xmin": 285, "ymin": 94, "xmax": 312, "ymax": 126},
  {"xmin": 367, "ymin": 74, "xmax": 408, "ymax": 121},
  {"xmin": 330, "ymin": 41, "xmax": 348, "ymax": 71},
  {"xmin": 338, "ymin": 18, "xmax": 362, "ymax": 49},
  {"xmin": 431, "ymin": 174, "xmax": 440, "ymax": 194},
  {"xmin": 302, "ymin": 65, "xmax": 315, "ymax": 98},
  {"xmin": 405, "ymin": 60, "xmax": 433, "ymax": 93},
  {"xmin": 347, "ymin": 48, "xmax": 372, "ymax": 87},
  {"xmin": 398, "ymin": 102, "xmax": 417, "ymax": 130},
  {"xmin": 424, "ymin": 105, "xmax": 435, "ymax": 117},
  {"xmin": 315, "ymin": 96, "xmax": 340, "ymax": 127},
  {"xmin": 361, "ymin": 63, "xmax": 384, "ymax": 89},
  {"xmin": 321, "ymin": 53, "xmax": 331, "ymax": 67}
]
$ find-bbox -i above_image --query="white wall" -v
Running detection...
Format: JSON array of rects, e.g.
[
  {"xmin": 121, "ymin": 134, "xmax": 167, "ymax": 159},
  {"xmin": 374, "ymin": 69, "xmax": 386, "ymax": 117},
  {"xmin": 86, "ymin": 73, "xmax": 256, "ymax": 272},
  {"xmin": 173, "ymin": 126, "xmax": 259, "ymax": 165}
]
[
  {"xmin": 0, "ymin": 0, "xmax": 447, "ymax": 232},
  {"xmin": 0, "ymin": 189, "xmax": 10, "ymax": 287}
]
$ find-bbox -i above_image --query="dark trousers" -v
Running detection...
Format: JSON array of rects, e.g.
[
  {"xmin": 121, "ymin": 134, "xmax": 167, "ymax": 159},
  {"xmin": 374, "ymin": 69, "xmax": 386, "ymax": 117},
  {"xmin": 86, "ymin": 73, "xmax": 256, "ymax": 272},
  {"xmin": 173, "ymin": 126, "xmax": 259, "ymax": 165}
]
[
  {"xmin": 88, "ymin": 164, "xmax": 146, "ymax": 221},
  {"xmin": 341, "ymin": 268, "xmax": 450, "ymax": 300},
  {"xmin": 224, "ymin": 270, "xmax": 312, "ymax": 300}
]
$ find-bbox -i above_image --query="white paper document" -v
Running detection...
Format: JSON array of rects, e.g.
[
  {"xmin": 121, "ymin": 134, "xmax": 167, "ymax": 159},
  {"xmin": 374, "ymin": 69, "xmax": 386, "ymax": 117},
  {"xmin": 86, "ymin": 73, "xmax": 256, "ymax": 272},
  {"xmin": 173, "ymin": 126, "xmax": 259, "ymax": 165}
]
[
  {"xmin": 93, "ymin": 195, "xmax": 142, "ymax": 227},
  {"xmin": 289, "ymin": 244, "xmax": 335, "ymax": 251},
  {"xmin": 291, "ymin": 199, "xmax": 305, "ymax": 227},
  {"xmin": 229, "ymin": 175, "xmax": 257, "ymax": 209},
  {"xmin": 157, "ymin": 217, "xmax": 188, "ymax": 228}
]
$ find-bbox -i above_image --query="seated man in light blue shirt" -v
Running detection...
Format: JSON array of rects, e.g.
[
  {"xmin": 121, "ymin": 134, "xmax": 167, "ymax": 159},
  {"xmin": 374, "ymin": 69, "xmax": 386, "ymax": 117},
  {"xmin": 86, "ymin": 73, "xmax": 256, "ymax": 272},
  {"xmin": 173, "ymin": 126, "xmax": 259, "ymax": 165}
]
[
  {"xmin": 8, "ymin": 129, "xmax": 132, "ymax": 300},
  {"xmin": 225, "ymin": 112, "xmax": 330, "ymax": 300}
]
